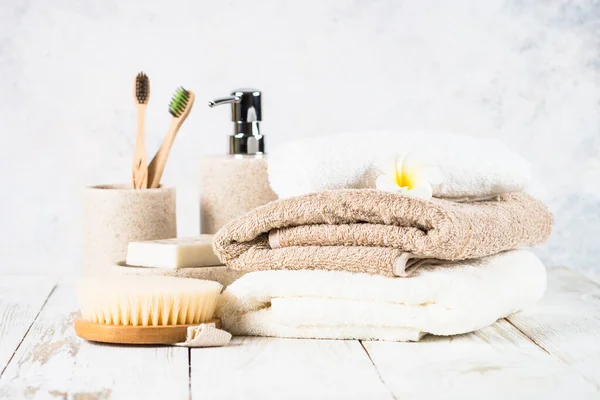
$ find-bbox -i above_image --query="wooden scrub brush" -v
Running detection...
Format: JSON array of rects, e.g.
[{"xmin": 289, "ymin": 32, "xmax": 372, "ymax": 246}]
[{"xmin": 74, "ymin": 275, "xmax": 222, "ymax": 345}]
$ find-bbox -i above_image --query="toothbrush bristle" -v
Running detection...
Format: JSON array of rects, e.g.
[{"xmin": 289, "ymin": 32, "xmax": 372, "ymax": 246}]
[
  {"xmin": 135, "ymin": 72, "xmax": 150, "ymax": 104},
  {"xmin": 169, "ymin": 87, "xmax": 191, "ymax": 117}
]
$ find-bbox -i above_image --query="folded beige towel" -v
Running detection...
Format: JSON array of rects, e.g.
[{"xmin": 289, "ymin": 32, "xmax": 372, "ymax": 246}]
[{"xmin": 213, "ymin": 190, "xmax": 552, "ymax": 277}]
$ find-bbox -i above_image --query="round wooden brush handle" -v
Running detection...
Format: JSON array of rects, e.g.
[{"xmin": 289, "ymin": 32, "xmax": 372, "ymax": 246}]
[{"xmin": 74, "ymin": 317, "xmax": 221, "ymax": 345}]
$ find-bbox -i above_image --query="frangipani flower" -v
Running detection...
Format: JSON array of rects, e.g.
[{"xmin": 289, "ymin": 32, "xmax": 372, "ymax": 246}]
[{"xmin": 375, "ymin": 153, "xmax": 444, "ymax": 199}]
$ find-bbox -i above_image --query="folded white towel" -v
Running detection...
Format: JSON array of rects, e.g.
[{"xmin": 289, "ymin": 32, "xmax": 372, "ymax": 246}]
[
  {"xmin": 268, "ymin": 131, "xmax": 531, "ymax": 199},
  {"xmin": 217, "ymin": 250, "xmax": 546, "ymax": 341}
]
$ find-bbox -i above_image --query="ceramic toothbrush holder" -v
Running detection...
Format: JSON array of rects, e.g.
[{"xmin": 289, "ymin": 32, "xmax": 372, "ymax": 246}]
[{"xmin": 83, "ymin": 184, "xmax": 177, "ymax": 275}]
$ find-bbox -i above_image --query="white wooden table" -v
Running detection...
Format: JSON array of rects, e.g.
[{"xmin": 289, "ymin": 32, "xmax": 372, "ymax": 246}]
[{"xmin": 0, "ymin": 268, "xmax": 599, "ymax": 399}]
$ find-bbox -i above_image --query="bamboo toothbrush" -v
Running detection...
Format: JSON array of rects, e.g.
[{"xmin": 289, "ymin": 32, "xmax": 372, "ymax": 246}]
[
  {"xmin": 147, "ymin": 87, "xmax": 195, "ymax": 189},
  {"xmin": 74, "ymin": 275, "xmax": 222, "ymax": 344},
  {"xmin": 132, "ymin": 72, "xmax": 150, "ymax": 189}
]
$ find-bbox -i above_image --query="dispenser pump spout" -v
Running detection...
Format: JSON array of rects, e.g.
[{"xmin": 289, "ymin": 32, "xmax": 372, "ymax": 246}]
[
  {"xmin": 208, "ymin": 95, "xmax": 240, "ymax": 108},
  {"xmin": 209, "ymin": 89, "xmax": 264, "ymax": 155}
]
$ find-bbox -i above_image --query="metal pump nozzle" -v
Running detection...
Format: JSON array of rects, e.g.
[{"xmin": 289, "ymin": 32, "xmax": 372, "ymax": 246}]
[{"xmin": 209, "ymin": 89, "xmax": 264, "ymax": 155}]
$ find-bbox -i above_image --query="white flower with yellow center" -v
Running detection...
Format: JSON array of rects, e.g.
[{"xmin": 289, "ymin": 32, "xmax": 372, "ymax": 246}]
[{"xmin": 375, "ymin": 153, "xmax": 444, "ymax": 199}]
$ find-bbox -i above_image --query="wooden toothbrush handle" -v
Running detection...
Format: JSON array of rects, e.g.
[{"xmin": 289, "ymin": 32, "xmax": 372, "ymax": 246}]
[
  {"xmin": 132, "ymin": 106, "xmax": 148, "ymax": 189},
  {"xmin": 147, "ymin": 119, "xmax": 181, "ymax": 189}
]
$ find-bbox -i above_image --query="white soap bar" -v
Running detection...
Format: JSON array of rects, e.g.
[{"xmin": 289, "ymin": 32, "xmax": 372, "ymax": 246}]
[{"xmin": 126, "ymin": 235, "xmax": 221, "ymax": 269}]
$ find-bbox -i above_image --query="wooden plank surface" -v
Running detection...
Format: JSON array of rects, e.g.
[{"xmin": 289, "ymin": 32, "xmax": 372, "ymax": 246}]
[
  {"xmin": 363, "ymin": 319, "xmax": 598, "ymax": 398},
  {"xmin": 507, "ymin": 267, "xmax": 600, "ymax": 389},
  {"xmin": 0, "ymin": 284, "xmax": 190, "ymax": 400},
  {"xmin": 1, "ymin": 268, "xmax": 600, "ymax": 399},
  {"xmin": 191, "ymin": 336, "xmax": 394, "ymax": 399},
  {"xmin": 0, "ymin": 276, "xmax": 55, "ymax": 377}
]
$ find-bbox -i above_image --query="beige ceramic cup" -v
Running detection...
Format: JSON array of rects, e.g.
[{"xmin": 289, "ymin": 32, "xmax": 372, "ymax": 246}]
[{"xmin": 83, "ymin": 184, "xmax": 177, "ymax": 275}]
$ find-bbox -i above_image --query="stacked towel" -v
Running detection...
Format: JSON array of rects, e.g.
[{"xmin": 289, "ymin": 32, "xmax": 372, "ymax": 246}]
[
  {"xmin": 268, "ymin": 131, "xmax": 531, "ymax": 199},
  {"xmin": 213, "ymin": 131, "xmax": 552, "ymax": 341},
  {"xmin": 217, "ymin": 250, "xmax": 546, "ymax": 341},
  {"xmin": 213, "ymin": 190, "xmax": 552, "ymax": 277}
]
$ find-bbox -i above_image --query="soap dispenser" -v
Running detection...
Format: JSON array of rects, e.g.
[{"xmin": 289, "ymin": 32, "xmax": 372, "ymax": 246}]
[{"xmin": 200, "ymin": 89, "xmax": 277, "ymax": 234}]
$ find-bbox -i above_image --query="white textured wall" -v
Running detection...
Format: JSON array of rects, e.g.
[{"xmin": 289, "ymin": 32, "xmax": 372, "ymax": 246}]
[{"xmin": 0, "ymin": 0, "xmax": 598, "ymax": 277}]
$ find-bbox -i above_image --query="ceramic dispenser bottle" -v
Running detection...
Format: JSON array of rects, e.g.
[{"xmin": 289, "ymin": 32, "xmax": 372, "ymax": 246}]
[{"xmin": 200, "ymin": 89, "xmax": 277, "ymax": 234}]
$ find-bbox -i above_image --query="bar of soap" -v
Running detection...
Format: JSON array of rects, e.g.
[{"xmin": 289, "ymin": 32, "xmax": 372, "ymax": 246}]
[{"xmin": 126, "ymin": 235, "xmax": 221, "ymax": 269}]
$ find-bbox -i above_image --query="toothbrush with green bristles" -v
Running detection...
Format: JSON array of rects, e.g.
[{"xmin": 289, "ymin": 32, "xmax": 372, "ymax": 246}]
[{"xmin": 147, "ymin": 86, "xmax": 195, "ymax": 188}]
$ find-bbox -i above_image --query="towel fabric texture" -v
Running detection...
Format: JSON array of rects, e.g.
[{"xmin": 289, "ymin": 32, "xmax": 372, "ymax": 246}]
[
  {"xmin": 213, "ymin": 190, "xmax": 552, "ymax": 277},
  {"xmin": 175, "ymin": 322, "xmax": 232, "ymax": 347},
  {"xmin": 217, "ymin": 250, "xmax": 546, "ymax": 341},
  {"xmin": 268, "ymin": 131, "xmax": 531, "ymax": 199}
]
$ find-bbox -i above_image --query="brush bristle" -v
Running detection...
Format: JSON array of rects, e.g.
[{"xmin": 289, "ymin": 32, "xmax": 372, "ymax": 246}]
[
  {"xmin": 169, "ymin": 87, "xmax": 191, "ymax": 117},
  {"xmin": 78, "ymin": 276, "xmax": 222, "ymax": 326},
  {"xmin": 135, "ymin": 72, "xmax": 150, "ymax": 104}
]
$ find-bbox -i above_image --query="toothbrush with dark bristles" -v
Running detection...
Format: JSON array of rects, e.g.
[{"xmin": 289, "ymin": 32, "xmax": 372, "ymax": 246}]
[
  {"xmin": 132, "ymin": 72, "xmax": 150, "ymax": 189},
  {"xmin": 147, "ymin": 86, "xmax": 195, "ymax": 189}
]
